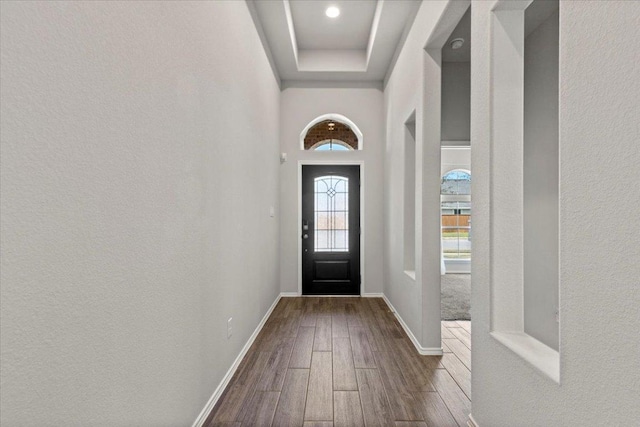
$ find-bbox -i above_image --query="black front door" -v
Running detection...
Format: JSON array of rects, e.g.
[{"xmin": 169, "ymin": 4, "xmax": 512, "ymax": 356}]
[{"xmin": 302, "ymin": 165, "xmax": 360, "ymax": 295}]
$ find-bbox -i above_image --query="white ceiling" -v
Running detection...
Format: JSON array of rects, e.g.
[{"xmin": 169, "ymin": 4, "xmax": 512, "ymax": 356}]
[
  {"xmin": 247, "ymin": 0, "xmax": 421, "ymax": 88},
  {"xmin": 290, "ymin": 1, "xmax": 377, "ymax": 50}
]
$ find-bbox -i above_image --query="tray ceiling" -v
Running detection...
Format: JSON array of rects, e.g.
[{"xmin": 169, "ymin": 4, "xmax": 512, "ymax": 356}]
[{"xmin": 247, "ymin": 0, "xmax": 421, "ymax": 87}]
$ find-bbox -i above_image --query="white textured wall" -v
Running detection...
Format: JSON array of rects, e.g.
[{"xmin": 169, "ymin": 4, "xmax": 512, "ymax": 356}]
[
  {"xmin": 383, "ymin": 0, "xmax": 449, "ymax": 348},
  {"xmin": 0, "ymin": 2, "xmax": 280, "ymax": 425},
  {"xmin": 523, "ymin": 9, "xmax": 559, "ymax": 351},
  {"xmin": 279, "ymin": 88, "xmax": 384, "ymax": 295},
  {"xmin": 441, "ymin": 147, "xmax": 471, "ymax": 175},
  {"xmin": 441, "ymin": 62, "xmax": 471, "ymax": 142},
  {"xmin": 472, "ymin": 1, "xmax": 640, "ymax": 425}
]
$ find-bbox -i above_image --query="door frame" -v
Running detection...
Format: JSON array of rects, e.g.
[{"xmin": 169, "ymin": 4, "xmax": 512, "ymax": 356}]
[{"xmin": 297, "ymin": 160, "xmax": 365, "ymax": 296}]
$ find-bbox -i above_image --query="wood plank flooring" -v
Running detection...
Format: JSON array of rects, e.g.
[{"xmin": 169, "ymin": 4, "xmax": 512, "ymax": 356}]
[{"xmin": 205, "ymin": 297, "xmax": 471, "ymax": 427}]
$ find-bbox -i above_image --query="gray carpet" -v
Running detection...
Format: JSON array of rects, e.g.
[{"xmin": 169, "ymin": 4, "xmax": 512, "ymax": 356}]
[{"xmin": 441, "ymin": 274, "xmax": 471, "ymax": 320}]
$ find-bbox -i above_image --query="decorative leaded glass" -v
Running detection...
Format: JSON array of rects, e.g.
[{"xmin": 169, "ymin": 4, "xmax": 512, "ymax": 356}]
[{"xmin": 314, "ymin": 176, "xmax": 349, "ymax": 252}]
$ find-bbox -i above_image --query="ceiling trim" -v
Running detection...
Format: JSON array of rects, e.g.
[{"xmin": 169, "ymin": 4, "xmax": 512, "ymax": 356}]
[
  {"xmin": 365, "ymin": 0, "xmax": 384, "ymax": 67},
  {"xmin": 283, "ymin": 0, "xmax": 300, "ymax": 66},
  {"xmin": 298, "ymin": 50, "xmax": 367, "ymax": 72},
  {"xmin": 282, "ymin": 80, "xmax": 383, "ymax": 90},
  {"xmin": 246, "ymin": 0, "xmax": 282, "ymax": 88},
  {"xmin": 383, "ymin": 1, "xmax": 421, "ymax": 89}
]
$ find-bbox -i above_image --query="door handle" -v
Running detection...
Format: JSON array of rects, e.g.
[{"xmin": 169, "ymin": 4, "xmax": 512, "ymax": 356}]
[{"xmin": 302, "ymin": 234, "xmax": 309, "ymax": 239}]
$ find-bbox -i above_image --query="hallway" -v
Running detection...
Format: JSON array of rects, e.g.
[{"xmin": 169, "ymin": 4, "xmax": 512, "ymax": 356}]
[
  {"xmin": 206, "ymin": 297, "xmax": 471, "ymax": 427},
  {"xmin": 2, "ymin": 1, "xmax": 638, "ymax": 425}
]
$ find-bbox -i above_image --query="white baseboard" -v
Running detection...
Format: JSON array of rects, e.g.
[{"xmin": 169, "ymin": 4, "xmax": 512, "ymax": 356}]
[
  {"xmin": 191, "ymin": 293, "xmax": 282, "ymax": 427},
  {"xmin": 420, "ymin": 347, "xmax": 444, "ymax": 355},
  {"xmin": 283, "ymin": 293, "xmax": 383, "ymax": 298},
  {"xmin": 280, "ymin": 292, "xmax": 299, "ymax": 297},
  {"xmin": 301, "ymin": 295, "xmax": 357, "ymax": 297},
  {"xmin": 381, "ymin": 294, "xmax": 443, "ymax": 356},
  {"xmin": 468, "ymin": 413, "xmax": 480, "ymax": 427}
]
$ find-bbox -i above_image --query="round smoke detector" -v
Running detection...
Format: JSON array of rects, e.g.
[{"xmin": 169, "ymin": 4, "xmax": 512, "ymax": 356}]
[{"xmin": 450, "ymin": 38, "xmax": 465, "ymax": 50}]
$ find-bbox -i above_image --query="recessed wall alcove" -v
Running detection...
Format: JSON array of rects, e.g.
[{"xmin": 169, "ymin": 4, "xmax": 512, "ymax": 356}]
[
  {"xmin": 403, "ymin": 112, "xmax": 416, "ymax": 277},
  {"xmin": 490, "ymin": 0, "xmax": 560, "ymax": 382}
]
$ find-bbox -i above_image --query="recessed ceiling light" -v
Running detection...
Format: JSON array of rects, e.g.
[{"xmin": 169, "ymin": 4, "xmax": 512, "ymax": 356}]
[
  {"xmin": 326, "ymin": 6, "xmax": 340, "ymax": 18},
  {"xmin": 450, "ymin": 38, "xmax": 465, "ymax": 50}
]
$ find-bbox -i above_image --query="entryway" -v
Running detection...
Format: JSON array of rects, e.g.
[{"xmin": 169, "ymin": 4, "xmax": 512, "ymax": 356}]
[{"xmin": 301, "ymin": 165, "xmax": 361, "ymax": 295}]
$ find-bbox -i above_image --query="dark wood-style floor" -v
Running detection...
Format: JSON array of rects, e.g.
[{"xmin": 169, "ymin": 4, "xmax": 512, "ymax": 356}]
[{"xmin": 205, "ymin": 297, "xmax": 471, "ymax": 427}]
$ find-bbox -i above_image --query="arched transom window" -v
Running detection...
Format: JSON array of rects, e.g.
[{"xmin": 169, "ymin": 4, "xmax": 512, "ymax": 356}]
[
  {"xmin": 304, "ymin": 120, "xmax": 357, "ymax": 151},
  {"xmin": 300, "ymin": 114, "xmax": 363, "ymax": 151},
  {"xmin": 441, "ymin": 170, "xmax": 471, "ymax": 195}
]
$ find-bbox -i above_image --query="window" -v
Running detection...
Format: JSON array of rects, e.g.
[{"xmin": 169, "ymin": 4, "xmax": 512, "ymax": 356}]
[
  {"xmin": 314, "ymin": 175, "xmax": 349, "ymax": 252},
  {"xmin": 301, "ymin": 116, "xmax": 361, "ymax": 150},
  {"xmin": 311, "ymin": 139, "xmax": 353, "ymax": 151},
  {"xmin": 441, "ymin": 170, "xmax": 471, "ymax": 195},
  {"xmin": 441, "ymin": 170, "xmax": 471, "ymax": 261}
]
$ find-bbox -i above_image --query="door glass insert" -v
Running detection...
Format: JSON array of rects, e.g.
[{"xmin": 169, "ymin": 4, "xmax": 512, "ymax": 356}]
[{"xmin": 314, "ymin": 175, "xmax": 349, "ymax": 252}]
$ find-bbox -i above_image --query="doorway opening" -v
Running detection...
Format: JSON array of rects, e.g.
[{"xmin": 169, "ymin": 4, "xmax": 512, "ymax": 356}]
[
  {"xmin": 435, "ymin": 2, "xmax": 472, "ymax": 388},
  {"xmin": 440, "ymin": 5, "xmax": 471, "ymax": 322}
]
